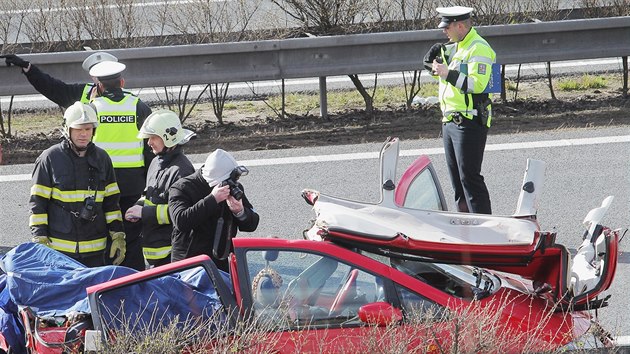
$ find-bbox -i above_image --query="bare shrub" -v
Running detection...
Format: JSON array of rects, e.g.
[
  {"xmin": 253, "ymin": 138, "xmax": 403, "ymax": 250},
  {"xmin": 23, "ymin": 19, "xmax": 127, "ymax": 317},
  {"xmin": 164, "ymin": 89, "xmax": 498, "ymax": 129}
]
[
  {"xmin": 157, "ymin": 0, "xmax": 263, "ymax": 123},
  {"xmin": 65, "ymin": 0, "xmax": 154, "ymax": 49},
  {"xmin": 0, "ymin": 97, "xmax": 15, "ymax": 139},
  {"xmin": 164, "ymin": 0, "xmax": 263, "ymax": 44},
  {"xmin": 402, "ymin": 70, "xmax": 425, "ymax": 109},
  {"xmin": 269, "ymin": 0, "xmax": 369, "ymax": 35},
  {"xmin": 578, "ymin": 0, "xmax": 630, "ymax": 18},
  {"xmin": 0, "ymin": 0, "xmax": 27, "ymax": 52},
  {"xmin": 17, "ymin": 0, "xmax": 72, "ymax": 51}
]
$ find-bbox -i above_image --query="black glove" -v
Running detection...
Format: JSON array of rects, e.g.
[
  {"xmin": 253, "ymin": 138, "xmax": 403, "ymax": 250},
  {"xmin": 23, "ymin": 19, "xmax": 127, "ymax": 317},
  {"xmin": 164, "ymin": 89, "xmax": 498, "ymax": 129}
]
[
  {"xmin": 0, "ymin": 54, "xmax": 30, "ymax": 68},
  {"xmin": 423, "ymin": 43, "xmax": 443, "ymax": 71}
]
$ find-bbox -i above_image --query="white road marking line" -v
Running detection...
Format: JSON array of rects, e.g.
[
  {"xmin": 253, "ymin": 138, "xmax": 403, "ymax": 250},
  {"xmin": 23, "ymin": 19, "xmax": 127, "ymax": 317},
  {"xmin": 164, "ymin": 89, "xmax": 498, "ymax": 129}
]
[{"xmin": 4, "ymin": 134, "xmax": 629, "ymax": 182}]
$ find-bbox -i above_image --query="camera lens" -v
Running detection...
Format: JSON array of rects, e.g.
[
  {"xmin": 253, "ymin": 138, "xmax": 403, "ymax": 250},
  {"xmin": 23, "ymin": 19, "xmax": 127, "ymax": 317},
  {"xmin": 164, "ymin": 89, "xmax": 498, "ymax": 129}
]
[{"xmin": 230, "ymin": 186, "xmax": 243, "ymax": 200}]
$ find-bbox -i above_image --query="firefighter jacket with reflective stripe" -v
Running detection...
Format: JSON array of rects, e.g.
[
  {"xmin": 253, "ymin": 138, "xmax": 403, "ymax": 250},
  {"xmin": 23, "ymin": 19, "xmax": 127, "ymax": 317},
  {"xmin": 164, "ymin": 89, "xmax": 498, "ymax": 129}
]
[
  {"xmin": 138, "ymin": 147, "xmax": 195, "ymax": 262},
  {"xmin": 436, "ymin": 27, "xmax": 496, "ymax": 127},
  {"xmin": 29, "ymin": 140, "xmax": 123, "ymax": 257},
  {"xmin": 91, "ymin": 89, "xmax": 153, "ymax": 197}
]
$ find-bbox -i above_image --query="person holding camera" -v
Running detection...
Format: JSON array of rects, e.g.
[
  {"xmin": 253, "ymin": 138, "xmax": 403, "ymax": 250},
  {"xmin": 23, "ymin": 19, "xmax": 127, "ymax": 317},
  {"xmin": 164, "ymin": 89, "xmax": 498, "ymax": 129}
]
[
  {"xmin": 124, "ymin": 110, "xmax": 196, "ymax": 268},
  {"xmin": 169, "ymin": 149, "xmax": 259, "ymax": 272},
  {"xmin": 28, "ymin": 102, "xmax": 126, "ymax": 267},
  {"xmin": 423, "ymin": 6, "xmax": 496, "ymax": 214}
]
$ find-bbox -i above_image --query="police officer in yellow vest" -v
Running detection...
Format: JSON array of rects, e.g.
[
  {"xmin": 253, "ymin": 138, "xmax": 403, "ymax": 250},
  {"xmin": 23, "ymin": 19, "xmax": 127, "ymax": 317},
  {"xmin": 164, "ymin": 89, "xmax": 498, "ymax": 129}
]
[
  {"xmin": 0, "ymin": 52, "xmax": 118, "ymax": 108},
  {"xmin": 424, "ymin": 6, "xmax": 495, "ymax": 214},
  {"xmin": 89, "ymin": 60, "xmax": 153, "ymax": 270},
  {"xmin": 29, "ymin": 102, "xmax": 126, "ymax": 267}
]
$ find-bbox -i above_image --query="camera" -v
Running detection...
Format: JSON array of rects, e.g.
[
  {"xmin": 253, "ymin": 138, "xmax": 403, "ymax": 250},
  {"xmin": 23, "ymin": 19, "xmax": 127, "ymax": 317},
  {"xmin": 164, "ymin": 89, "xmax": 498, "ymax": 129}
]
[
  {"xmin": 221, "ymin": 166, "xmax": 249, "ymax": 200},
  {"xmin": 79, "ymin": 196, "xmax": 97, "ymax": 221}
]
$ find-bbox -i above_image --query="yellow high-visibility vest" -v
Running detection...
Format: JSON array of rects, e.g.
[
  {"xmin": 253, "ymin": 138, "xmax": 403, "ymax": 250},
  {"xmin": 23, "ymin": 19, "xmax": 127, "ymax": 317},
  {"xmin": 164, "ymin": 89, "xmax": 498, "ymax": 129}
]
[{"xmin": 92, "ymin": 95, "xmax": 144, "ymax": 168}]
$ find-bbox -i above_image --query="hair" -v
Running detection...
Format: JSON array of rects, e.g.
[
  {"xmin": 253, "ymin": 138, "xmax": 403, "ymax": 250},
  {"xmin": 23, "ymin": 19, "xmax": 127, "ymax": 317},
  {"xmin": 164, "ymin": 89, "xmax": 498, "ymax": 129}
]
[{"xmin": 98, "ymin": 77, "xmax": 123, "ymax": 90}]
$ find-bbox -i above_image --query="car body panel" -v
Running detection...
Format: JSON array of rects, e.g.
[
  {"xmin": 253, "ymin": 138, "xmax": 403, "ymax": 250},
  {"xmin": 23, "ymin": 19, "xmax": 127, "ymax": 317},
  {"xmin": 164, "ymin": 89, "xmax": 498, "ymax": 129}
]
[
  {"xmin": 303, "ymin": 137, "xmax": 620, "ymax": 307},
  {"xmin": 230, "ymin": 237, "xmax": 581, "ymax": 352}
]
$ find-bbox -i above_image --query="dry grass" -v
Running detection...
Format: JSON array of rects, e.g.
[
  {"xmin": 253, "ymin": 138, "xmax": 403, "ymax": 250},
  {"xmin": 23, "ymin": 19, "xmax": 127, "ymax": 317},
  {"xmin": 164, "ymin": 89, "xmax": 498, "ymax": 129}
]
[{"xmin": 95, "ymin": 292, "xmax": 615, "ymax": 354}]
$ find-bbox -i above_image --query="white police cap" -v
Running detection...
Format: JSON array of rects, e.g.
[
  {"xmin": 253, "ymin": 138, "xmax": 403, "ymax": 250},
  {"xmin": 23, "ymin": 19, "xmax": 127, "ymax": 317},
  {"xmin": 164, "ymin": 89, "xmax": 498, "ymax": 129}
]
[
  {"xmin": 89, "ymin": 61, "xmax": 126, "ymax": 80},
  {"xmin": 81, "ymin": 52, "xmax": 118, "ymax": 72},
  {"xmin": 436, "ymin": 6, "xmax": 473, "ymax": 29}
]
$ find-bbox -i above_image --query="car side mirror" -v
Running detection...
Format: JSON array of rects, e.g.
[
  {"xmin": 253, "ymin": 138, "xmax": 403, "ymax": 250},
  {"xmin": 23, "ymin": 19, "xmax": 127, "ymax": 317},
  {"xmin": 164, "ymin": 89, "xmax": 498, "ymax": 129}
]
[{"xmin": 357, "ymin": 302, "xmax": 402, "ymax": 326}]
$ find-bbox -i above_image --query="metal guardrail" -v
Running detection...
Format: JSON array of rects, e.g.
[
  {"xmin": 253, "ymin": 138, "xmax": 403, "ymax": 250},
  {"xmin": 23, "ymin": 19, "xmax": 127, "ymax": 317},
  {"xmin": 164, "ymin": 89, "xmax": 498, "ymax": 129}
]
[{"xmin": 1, "ymin": 16, "xmax": 629, "ymax": 97}]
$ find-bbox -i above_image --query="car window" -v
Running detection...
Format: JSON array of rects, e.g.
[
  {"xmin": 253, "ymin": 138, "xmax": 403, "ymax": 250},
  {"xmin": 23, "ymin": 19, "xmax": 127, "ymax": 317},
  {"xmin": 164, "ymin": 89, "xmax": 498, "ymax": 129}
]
[
  {"xmin": 399, "ymin": 167, "xmax": 444, "ymax": 210},
  {"xmin": 245, "ymin": 249, "xmax": 382, "ymax": 329},
  {"xmin": 394, "ymin": 284, "xmax": 446, "ymax": 321}
]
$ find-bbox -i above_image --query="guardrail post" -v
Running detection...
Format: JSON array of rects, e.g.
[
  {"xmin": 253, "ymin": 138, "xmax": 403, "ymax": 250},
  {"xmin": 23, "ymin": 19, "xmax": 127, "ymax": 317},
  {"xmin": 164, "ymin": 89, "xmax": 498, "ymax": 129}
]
[
  {"xmin": 623, "ymin": 56, "xmax": 628, "ymax": 99},
  {"xmin": 319, "ymin": 76, "xmax": 328, "ymax": 119}
]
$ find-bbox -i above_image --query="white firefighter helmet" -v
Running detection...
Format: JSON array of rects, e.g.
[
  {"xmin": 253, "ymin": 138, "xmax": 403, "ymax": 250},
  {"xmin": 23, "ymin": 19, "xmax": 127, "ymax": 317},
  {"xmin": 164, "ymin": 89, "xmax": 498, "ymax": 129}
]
[
  {"xmin": 63, "ymin": 102, "xmax": 98, "ymax": 136},
  {"xmin": 137, "ymin": 109, "xmax": 196, "ymax": 148},
  {"xmin": 82, "ymin": 52, "xmax": 118, "ymax": 72}
]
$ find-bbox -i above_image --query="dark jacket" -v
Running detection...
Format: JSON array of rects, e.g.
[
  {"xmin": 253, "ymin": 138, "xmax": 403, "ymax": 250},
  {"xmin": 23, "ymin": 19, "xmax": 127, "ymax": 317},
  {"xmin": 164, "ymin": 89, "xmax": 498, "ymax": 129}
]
[
  {"xmin": 139, "ymin": 147, "xmax": 195, "ymax": 264},
  {"xmin": 24, "ymin": 65, "xmax": 94, "ymax": 108},
  {"xmin": 29, "ymin": 139, "xmax": 123, "ymax": 261},
  {"xmin": 169, "ymin": 169, "xmax": 259, "ymax": 271}
]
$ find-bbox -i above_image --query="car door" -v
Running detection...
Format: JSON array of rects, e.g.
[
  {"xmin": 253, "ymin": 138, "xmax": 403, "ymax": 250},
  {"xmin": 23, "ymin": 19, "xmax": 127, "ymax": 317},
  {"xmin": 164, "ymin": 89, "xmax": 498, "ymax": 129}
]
[
  {"xmin": 231, "ymin": 238, "xmax": 452, "ymax": 353},
  {"xmin": 394, "ymin": 154, "xmax": 447, "ymax": 211}
]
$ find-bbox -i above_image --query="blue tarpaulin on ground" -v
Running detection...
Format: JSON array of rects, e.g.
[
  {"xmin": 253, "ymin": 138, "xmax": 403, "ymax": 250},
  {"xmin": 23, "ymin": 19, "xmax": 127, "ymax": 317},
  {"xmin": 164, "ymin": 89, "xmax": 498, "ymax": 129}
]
[{"xmin": 0, "ymin": 243, "xmax": 231, "ymax": 353}]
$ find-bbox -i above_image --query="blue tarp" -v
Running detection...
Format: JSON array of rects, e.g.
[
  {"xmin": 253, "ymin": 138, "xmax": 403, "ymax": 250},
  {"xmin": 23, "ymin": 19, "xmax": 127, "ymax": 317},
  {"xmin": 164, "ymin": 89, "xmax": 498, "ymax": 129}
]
[{"xmin": 0, "ymin": 243, "xmax": 231, "ymax": 353}]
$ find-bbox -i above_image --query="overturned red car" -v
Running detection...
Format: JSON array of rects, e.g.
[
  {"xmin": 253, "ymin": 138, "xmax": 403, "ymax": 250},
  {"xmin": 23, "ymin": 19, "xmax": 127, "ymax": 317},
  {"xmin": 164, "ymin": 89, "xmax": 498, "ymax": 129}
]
[{"xmin": 0, "ymin": 137, "xmax": 623, "ymax": 353}]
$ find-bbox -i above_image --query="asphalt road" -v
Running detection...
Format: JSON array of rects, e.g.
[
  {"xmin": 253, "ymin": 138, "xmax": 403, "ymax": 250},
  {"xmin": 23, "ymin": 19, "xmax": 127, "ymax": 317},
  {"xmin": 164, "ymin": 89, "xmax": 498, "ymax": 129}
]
[{"xmin": 1, "ymin": 126, "xmax": 629, "ymax": 341}]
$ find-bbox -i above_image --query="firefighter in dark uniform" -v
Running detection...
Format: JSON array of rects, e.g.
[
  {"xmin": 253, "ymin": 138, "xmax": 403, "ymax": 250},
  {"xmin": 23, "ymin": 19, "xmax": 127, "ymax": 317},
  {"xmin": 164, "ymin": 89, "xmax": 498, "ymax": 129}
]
[
  {"xmin": 0, "ymin": 52, "xmax": 118, "ymax": 108},
  {"xmin": 169, "ymin": 149, "xmax": 259, "ymax": 272},
  {"xmin": 424, "ymin": 6, "xmax": 496, "ymax": 214},
  {"xmin": 89, "ymin": 60, "xmax": 153, "ymax": 270},
  {"xmin": 29, "ymin": 102, "xmax": 126, "ymax": 267},
  {"xmin": 124, "ymin": 110, "xmax": 196, "ymax": 267}
]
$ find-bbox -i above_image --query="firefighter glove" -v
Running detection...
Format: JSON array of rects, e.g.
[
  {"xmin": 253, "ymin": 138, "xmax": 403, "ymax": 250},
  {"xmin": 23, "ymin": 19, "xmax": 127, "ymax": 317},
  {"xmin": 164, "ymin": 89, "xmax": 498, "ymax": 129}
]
[
  {"xmin": 1, "ymin": 54, "xmax": 30, "ymax": 68},
  {"xmin": 32, "ymin": 236, "xmax": 52, "ymax": 247},
  {"xmin": 109, "ymin": 231, "xmax": 126, "ymax": 265}
]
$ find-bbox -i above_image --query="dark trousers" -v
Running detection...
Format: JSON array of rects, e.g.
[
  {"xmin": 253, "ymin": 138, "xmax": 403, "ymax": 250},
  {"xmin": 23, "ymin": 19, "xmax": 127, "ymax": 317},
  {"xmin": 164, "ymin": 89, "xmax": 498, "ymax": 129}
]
[
  {"xmin": 119, "ymin": 195, "xmax": 146, "ymax": 270},
  {"xmin": 442, "ymin": 118, "xmax": 492, "ymax": 214}
]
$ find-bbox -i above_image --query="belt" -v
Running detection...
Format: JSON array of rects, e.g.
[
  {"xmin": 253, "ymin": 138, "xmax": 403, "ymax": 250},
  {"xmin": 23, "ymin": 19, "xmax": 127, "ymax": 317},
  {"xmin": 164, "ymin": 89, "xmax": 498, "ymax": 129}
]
[{"xmin": 449, "ymin": 113, "xmax": 465, "ymax": 125}]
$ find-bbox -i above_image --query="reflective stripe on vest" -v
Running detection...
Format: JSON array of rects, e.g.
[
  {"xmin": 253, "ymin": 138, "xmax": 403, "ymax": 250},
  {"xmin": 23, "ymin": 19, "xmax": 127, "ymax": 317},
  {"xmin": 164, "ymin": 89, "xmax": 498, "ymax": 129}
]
[
  {"xmin": 143, "ymin": 245, "xmax": 172, "ymax": 260},
  {"xmin": 49, "ymin": 236, "xmax": 108, "ymax": 254},
  {"xmin": 438, "ymin": 28, "xmax": 495, "ymax": 126},
  {"xmin": 92, "ymin": 95, "xmax": 144, "ymax": 168}
]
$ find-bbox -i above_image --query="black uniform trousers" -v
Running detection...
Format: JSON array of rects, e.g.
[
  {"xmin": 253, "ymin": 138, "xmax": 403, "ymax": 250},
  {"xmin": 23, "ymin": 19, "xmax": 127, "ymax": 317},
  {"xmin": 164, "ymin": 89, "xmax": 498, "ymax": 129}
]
[{"xmin": 442, "ymin": 117, "xmax": 492, "ymax": 214}]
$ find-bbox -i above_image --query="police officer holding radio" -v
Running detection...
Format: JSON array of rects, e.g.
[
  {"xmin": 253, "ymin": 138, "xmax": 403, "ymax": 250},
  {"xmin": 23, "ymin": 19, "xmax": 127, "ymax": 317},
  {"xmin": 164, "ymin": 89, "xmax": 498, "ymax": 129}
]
[
  {"xmin": 124, "ymin": 110, "xmax": 196, "ymax": 267},
  {"xmin": 29, "ymin": 102, "xmax": 126, "ymax": 267},
  {"xmin": 169, "ymin": 149, "xmax": 259, "ymax": 272},
  {"xmin": 89, "ymin": 60, "xmax": 153, "ymax": 270},
  {"xmin": 424, "ymin": 6, "xmax": 496, "ymax": 214},
  {"xmin": 1, "ymin": 51, "xmax": 119, "ymax": 108}
]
